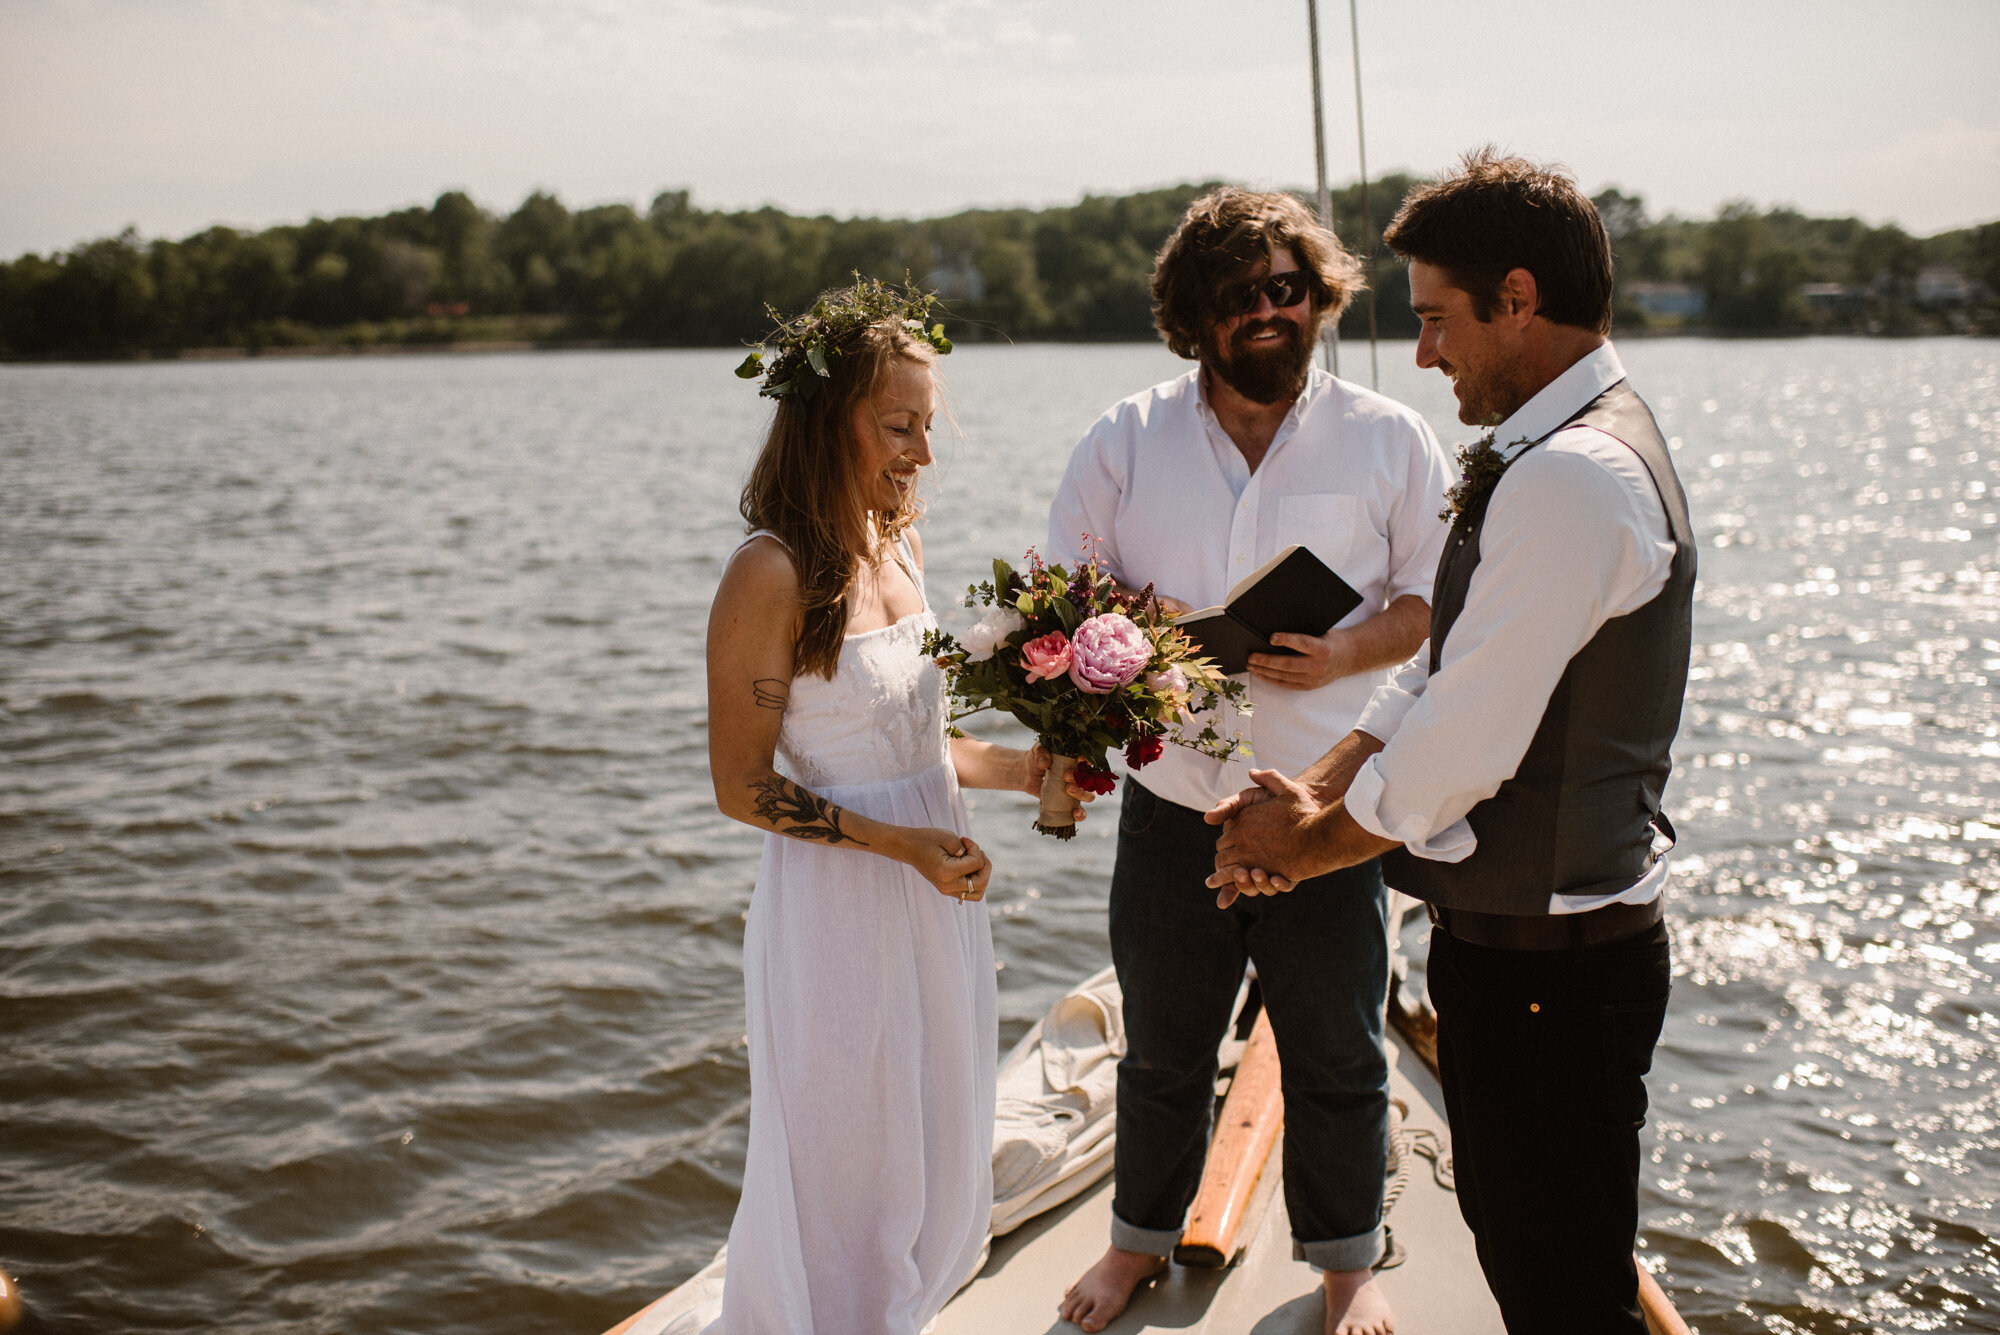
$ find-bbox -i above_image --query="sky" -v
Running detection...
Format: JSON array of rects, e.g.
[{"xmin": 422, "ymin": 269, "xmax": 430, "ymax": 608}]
[{"xmin": 2, "ymin": 0, "xmax": 1997, "ymax": 258}]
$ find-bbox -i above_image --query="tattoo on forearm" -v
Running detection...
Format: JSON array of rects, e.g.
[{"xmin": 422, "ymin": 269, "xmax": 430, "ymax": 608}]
[
  {"xmin": 749, "ymin": 775, "xmax": 867, "ymax": 845},
  {"xmin": 752, "ymin": 678, "xmax": 789, "ymax": 710}
]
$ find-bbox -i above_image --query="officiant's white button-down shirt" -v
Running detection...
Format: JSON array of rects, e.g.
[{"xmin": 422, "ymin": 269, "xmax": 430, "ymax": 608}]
[
  {"xmin": 1347, "ymin": 342, "xmax": 1679, "ymax": 912},
  {"xmin": 1049, "ymin": 363, "xmax": 1453, "ymax": 815}
]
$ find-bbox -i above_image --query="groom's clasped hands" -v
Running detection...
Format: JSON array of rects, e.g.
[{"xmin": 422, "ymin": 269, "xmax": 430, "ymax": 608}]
[{"xmin": 1202, "ymin": 769, "xmax": 1316, "ymax": 908}]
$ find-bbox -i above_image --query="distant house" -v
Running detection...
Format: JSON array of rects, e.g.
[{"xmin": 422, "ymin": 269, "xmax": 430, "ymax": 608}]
[
  {"xmin": 925, "ymin": 255, "xmax": 986, "ymax": 303},
  {"xmin": 1625, "ymin": 281, "xmax": 1705, "ymax": 319},
  {"xmin": 1803, "ymin": 283, "xmax": 1862, "ymax": 313},
  {"xmin": 1914, "ymin": 266, "xmax": 1977, "ymax": 307}
]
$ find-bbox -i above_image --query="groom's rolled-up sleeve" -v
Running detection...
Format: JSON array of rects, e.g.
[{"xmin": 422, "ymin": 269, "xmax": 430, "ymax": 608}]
[{"xmin": 1348, "ymin": 646, "xmax": 1475, "ymax": 858}]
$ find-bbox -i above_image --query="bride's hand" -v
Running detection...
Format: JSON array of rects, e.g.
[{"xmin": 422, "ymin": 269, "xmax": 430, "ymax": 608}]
[
  {"xmin": 906, "ymin": 829, "xmax": 992, "ymax": 901},
  {"xmin": 1020, "ymin": 743, "xmax": 1094, "ymax": 821}
]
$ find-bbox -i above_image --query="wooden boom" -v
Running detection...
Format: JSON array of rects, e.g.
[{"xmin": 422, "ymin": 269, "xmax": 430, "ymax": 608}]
[
  {"xmin": 1173, "ymin": 1008, "xmax": 1284, "ymax": 1268},
  {"xmin": 0, "ymin": 1266, "xmax": 22, "ymax": 1335}
]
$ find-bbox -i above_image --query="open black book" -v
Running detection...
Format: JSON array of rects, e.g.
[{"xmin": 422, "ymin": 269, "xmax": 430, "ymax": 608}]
[{"xmin": 1171, "ymin": 545, "xmax": 1364, "ymax": 676}]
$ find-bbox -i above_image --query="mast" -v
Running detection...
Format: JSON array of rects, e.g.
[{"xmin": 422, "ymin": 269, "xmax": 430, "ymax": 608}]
[
  {"xmin": 1349, "ymin": 0, "xmax": 1379, "ymax": 389},
  {"xmin": 1306, "ymin": 0, "xmax": 1338, "ymax": 376}
]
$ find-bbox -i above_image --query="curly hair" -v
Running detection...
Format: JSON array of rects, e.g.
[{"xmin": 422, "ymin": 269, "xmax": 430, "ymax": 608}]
[
  {"xmin": 1381, "ymin": 147, "xmax": 1613, "ymax": 334},
  {"xmin": 740, "ymin": 311, "xmax": 935, "ymax": 678},
  {"xmin": 1151, "ymin": 188, "xmax": 1364, "ymax": 360}
]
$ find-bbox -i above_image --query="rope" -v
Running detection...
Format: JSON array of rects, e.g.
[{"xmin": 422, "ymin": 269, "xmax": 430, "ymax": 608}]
[
  {"xmin": 1406, "ymin": 1124, "xmax": 1454, "ymax": 1192},
  {"xmin": 1382, "ymin": 1097, "xmax": 1415, "ymax": 1213},
  {"xmin": 1382, "ymin": 1097, "xmax": 1455, "ymax": 1216},
  {"xmin": 1372, "ymin": 1096, "xmax": 1456, "ymax": 1273}
]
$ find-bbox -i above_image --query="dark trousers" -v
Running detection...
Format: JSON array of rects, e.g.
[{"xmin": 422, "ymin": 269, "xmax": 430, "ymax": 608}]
[
  {"xmin": 1428, "ymin": 917, "xmax": 1672, "ymax": 1335},
  {"xmin": 1108, "ymin": 781, "xmax": 1390, "ymax": 1271}
]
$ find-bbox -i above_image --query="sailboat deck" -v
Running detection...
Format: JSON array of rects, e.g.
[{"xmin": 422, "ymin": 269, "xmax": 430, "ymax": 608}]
[{"xmin": 932, "ymin": 1024, "xmax": 1504, "ymax": 1335}]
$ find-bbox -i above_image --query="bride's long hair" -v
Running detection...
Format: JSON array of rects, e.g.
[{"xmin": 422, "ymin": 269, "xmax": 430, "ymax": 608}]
[{"xmin": 740, "ymin": 317, "xmax": 933, "ymax": 679}]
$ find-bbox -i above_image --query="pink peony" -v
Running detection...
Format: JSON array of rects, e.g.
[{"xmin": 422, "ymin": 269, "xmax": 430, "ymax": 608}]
[
  {"xmin": 1067, "ymin": 613, "xmax": 1151, "ymax": 694},
  {"xmin": 1020, "ymin": 631, "xmax": 1074, "ymax": 684},
  {"xmin": 1144, "ymin": 666, "xmax": 1188, "ymax": 697}
]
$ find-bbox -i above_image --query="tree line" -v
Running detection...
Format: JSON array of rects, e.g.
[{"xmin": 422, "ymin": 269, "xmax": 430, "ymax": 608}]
[{"xmin": 2, "ymin": 180, "xmax": 1994, "ymax": 360}]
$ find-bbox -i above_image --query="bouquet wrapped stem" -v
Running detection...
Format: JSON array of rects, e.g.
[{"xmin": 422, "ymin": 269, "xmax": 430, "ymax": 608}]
[
  {"xmin": 1037, "ymin": 756, "xmax": 1079, "ymax": 840},
  {"xmin": 924, "ymin": 547, "xmax": 1248, "ymax": 840}
]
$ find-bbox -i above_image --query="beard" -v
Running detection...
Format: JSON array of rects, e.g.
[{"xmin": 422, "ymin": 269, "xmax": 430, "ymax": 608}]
[
  {"xmin": 1443, "ymin": 346, "xmax": 1535, "ymax": 426},
  {"xmin": 1203, "ymin": 315, "xmax": 1315, "ymax": 405}
]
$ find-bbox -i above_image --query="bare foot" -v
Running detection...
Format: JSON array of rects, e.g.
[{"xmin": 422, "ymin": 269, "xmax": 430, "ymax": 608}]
[
  {"xmin": 1059, "ymin": 1245, "xmax": 1168, "ymax": 1332},
  {"xmin": 1323, "ymin": 1267, "xmax": 1395, "ymax": 1335}
]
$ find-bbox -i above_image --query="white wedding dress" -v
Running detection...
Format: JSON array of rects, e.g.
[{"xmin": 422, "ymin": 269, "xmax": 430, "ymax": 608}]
[{"xmin": 705, "ymin": 533, "xmax": 996, "ymax": 1335}]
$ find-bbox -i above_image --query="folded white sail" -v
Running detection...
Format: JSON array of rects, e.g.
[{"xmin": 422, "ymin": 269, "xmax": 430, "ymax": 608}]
[{"xmin": 989, "ymin": 966, "xmax": 1124, "ymax": 1236}]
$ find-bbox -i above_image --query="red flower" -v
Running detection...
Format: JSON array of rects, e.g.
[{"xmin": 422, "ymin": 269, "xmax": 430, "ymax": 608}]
[
  {"xmin": 1070, "ymin": 760, "xmax": 1119, "ymax": 795},
  {"xmin": 1124, "ymin": 733, "xmax": 1164, "ymax": 768}
]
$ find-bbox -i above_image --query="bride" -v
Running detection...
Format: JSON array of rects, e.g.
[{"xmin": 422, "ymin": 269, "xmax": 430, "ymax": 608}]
[{"xmin": 703, "ymin": 280, "xmax": 1081, "ymax": 1333}]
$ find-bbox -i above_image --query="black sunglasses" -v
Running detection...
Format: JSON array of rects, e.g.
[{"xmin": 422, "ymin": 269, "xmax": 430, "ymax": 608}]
[{"xmin": 1229, "ymin": 270, "xmax": 1312, "ymax": 314}]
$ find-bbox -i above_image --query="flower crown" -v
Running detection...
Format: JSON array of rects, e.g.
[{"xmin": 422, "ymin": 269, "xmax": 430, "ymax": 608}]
[{"xmin": 733, "ymin": 274, "xmax": 952, "ymax": 402}]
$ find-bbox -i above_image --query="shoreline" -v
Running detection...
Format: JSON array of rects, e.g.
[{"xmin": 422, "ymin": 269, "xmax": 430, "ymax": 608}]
[{"xmin": 6, "ymin": 326, "xmax": 1996, "ymax": 367}]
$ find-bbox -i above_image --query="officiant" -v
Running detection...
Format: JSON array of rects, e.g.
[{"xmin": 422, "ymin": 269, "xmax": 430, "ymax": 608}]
[
  {"xmin": 1046, "ymin": 186, "xmax": 1452, "ymax": 1335},
  {"xmin": 1206, "ymin": 150, "xmax": 1696, "ymax": 1335}
]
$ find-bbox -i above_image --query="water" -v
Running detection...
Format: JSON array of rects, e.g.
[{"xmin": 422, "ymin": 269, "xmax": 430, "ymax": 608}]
[{"xmin": 1, "ymin": 339, "xmax": 1994, "ymax": 1334}]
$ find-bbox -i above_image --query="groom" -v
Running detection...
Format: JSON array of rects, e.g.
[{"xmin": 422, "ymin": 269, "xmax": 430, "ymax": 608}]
[
  {"xmin": 1048, "ymin": 187, "xmax": 1452, "ymax": 1335},
  {"xmin": 1207, "ymin": 150, "xmax": 1694, "ymax": 1334}
]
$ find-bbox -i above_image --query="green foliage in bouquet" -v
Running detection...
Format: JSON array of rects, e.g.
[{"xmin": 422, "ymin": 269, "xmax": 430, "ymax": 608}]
[
  {"xmin": 733, "ymin": 273, "xmax": 952, "ymax": 402},
  {"xmin": 921, "ymin": 548, "xmax": 1249, "ymax": 801}
]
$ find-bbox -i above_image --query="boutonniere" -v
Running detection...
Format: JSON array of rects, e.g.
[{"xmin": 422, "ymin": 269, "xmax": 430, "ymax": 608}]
[{"xmin": 1438, "ymin": 433, "xmax": 1528, "ymax": 522}]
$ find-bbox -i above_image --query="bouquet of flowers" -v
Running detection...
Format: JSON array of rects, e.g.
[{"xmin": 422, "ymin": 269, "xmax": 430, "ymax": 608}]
[{"xmin": 922, "ymin": 547, "xmax": 1248, "ymax": 839}]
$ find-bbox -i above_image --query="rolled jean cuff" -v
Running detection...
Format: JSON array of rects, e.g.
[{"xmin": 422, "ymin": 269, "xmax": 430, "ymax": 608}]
[
  {"xmin": 1109, "ymin": 1210, "xmax": 1182, "ymax": 1258},
  {"xmin": 1292, "ymin": 1223, "xmax": 1386, "ymax": 1272}
]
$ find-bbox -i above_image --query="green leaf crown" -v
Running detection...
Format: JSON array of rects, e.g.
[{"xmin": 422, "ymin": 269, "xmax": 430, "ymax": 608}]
[{"xmin": 733, "ymin": 273, "xmax": 952, "ymax": 402}]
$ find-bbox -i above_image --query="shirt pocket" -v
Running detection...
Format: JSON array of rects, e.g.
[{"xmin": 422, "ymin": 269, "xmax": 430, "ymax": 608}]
[{"xmin": 1276, "ymin": 493, "xmax": 1374, "ymax": 617}]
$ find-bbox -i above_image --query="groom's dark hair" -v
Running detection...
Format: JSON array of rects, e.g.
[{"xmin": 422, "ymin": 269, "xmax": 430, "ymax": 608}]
[{"xmin": 1383, "ymin": 148, "xmax": 1614, "ymax": 334}]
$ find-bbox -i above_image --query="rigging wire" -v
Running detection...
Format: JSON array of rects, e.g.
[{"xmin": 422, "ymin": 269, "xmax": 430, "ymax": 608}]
[
  {"xmin": 1352, "ymin": 0, "xmax": 1384, "ymax": 391},
  {"xmin": 1349, "ymin": 0, "xmax": 1380, "ymax": 390},
  {"xmin": 1306, "ymin": 0, "xmax": 1338, "ymax": 378}
]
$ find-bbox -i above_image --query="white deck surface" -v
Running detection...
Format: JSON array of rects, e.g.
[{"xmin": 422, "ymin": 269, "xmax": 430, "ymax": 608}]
[{"xmin": 931, "ymin": 1026, "xmax": 1505, "ymax": 1335}]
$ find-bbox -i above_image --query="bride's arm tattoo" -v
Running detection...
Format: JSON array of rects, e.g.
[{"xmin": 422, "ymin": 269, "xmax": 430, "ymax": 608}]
[
  {"xmin": 752, "ymin": 678, "xmax": 788, "ymax": 710},
  {"xmin": 749, "ymin": 775, "xmax": 867, "ymax": 845}
]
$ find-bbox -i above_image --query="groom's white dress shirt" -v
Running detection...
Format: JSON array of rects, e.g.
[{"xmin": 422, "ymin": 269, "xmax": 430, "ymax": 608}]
[
  {"xmin": 1049, "ymin": 363, "xmax": 1453, "ymax": 815},
  {"xmin": 1347, "ymin": 343, "xmax": 1679, "ymax": 912}
]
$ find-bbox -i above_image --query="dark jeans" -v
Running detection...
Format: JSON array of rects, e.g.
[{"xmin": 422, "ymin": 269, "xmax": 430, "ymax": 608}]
[
  {"xmin": 1429, "ymin": 917, "xmax": 1672, "ymax": 1335},
  {"xmin": 1108, "ymin": 781, "xmax": 1389, "ymax": 1272}
]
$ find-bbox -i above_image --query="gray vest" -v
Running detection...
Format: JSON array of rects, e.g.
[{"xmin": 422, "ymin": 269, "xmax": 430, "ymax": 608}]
[{"xmin": 1380, "ymin": 380, "xmax": 1695, "ymax": 914}]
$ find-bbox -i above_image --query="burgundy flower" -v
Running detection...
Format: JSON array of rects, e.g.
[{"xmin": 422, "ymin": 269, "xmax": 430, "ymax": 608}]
[
  {"xmin": 1124, "ymin": 733, "xmax": 1164, "ymax": 768},
  {"xmin": 1071, "ymin": 760, "xmax": 1119, "ymax": 795}
]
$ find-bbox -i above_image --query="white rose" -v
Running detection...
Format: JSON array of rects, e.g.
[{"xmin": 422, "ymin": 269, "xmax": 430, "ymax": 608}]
[{"xmin": 961, "ymin": 606, "xmax": 1027, "ymax": 661}]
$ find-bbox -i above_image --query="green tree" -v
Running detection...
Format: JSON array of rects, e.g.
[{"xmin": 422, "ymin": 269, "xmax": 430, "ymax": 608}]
[
  {"xmin": 499, "ymin": 192, "xmax": 579, "ymax": 313},
  {"xmin": 29, "ymin": 230, "xmax": 159, "ymax": 355},
  {"xmin": 1851, "ymin": 223, "xmax": 1923, "ymax": 300},
  {"xmin": 430, "ymin": 190, "xmax": 507, "ymax": 308},
  {"xmin": 1972, "ymin": 222, "xmax": 2000, "ymax": 296}
]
